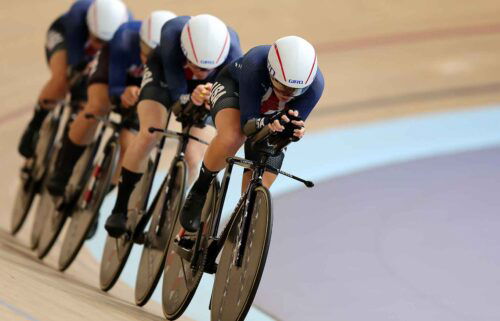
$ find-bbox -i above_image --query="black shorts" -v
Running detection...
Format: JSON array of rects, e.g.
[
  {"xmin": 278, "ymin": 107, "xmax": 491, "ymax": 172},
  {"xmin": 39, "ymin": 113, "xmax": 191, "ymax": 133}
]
[
  {"xmin": 139, "ymin": 49, "xmax": 214, "ymax": 127},
  {"xmin": 45, "ymin": 16, "xmax": 67, "ymax": 64},
  {"xmin": 138, "ymin": 48, "xmax": 171, "ymax": 108},
  {"xmin": 88, "ymin": 45, "xmax": 110, "ymax": 86},
  {"xmin": 209, "ymin": 65, "xmax": 240, "ymax": 122}
]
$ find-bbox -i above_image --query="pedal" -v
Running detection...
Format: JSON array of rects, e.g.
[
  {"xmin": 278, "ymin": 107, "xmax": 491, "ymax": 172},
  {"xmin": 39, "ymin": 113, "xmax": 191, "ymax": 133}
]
[{"xmin": 173, "ymin": 239, "xmax": 193, "ymax": 262}]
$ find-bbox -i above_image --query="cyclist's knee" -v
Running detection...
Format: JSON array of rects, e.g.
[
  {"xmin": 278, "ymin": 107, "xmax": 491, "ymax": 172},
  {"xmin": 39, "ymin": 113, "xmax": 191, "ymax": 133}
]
[
  {"xmin": 217, "ymin": 128, "xmax": 245, "ymax": 151},
  {"xmin": 86, "ymin": 85, "xmax": 111, "ymax": 116},
  {"xmin": 136, "ymin": 126, "xmax": 161, "ymax": 150},
  {"xmin": 185, "ymin": 147, "xmax": 204, "ymax": 170}
]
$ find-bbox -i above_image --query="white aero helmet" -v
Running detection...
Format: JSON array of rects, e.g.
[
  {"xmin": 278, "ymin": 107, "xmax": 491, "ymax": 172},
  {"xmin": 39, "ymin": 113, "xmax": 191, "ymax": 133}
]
[
  {"xmin": 180, "ymin": 14, "xmax": 230, "ymax": 69},
  {"xmin": 267, "ymin": 36, "xmax": 318, "ymax": 96},
  {"xmin": 140, "ymin": 11, "xmax": 177, "ymax": 49},
  {"xmin": 86, "ymin": 0, "xmax": 129, "ymax": 41}
]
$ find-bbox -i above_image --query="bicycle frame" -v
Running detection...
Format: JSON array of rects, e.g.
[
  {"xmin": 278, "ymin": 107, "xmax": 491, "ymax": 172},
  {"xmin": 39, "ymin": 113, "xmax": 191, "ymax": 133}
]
[
  {"xmin": 204, "ymin": 153, "xmax": 270, "ymax": 270},
  {"xmin": 134, "ymin": 116, "xmax": 210, "ymax": 240}
]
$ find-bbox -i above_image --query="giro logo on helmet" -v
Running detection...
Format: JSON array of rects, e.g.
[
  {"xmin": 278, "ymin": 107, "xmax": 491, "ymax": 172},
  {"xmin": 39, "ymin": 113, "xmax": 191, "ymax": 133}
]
[{"xmin": 289, "ymin": 79, "xmax": 304, "ymax": 84}]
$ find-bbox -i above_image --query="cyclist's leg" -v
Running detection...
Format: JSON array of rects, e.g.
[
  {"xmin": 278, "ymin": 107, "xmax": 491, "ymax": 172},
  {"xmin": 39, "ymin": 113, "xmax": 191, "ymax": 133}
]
[
  {"xmin": 19, "ymin": 17, "xmax": 69, "ymax": 158},
  {"xmin": 112, "ymin": 128, "xmax": 136, "ymax": 185},
  {"xmin": 104, "ymin": 100, "xmax": 167, "ymax": 236},
  {"xmin": 46, "ymin": 83, "xmax": 112, "ymax": 196},
  {"xmin": 180, "ymin": 108, "xmax": 245, "ymax": 232},
  {"xmin": 105, "ymin": 49, "xmax": 169, "ymax": 236},
  {"xmin": 47, "ymin": 44, "xmax": 113, "ymax": 195},
  {"xmin": 180, "ymin": 69, "xmax": 243, "ymax": 232},
  {"xmin": 184, "ymin": 124, "xmax": 216, "ymax": 186}
]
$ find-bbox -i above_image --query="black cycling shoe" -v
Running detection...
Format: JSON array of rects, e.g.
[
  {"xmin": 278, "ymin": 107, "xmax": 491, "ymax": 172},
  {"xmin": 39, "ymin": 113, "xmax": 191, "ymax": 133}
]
[
  {"xmin": 18, "ymin": 107, "xmax": 49, "ymax": 158},
  {"xmin": 179, "ymin": 190, "xmax": 207, "ymax": 233},
  {"xmin": 18, "ymin": 123, "xmax": 40, "ymax": 159},
  {"xmin": 86, "ymin": 217, "xmax": 99, "ymax": 240},
  {"xmin": 46, "ymin": 170, "xmax": 72, "ymax": 197},
  {"xmin": 104, "ymin": 212, "xmax": 127, "ymax": 238}
]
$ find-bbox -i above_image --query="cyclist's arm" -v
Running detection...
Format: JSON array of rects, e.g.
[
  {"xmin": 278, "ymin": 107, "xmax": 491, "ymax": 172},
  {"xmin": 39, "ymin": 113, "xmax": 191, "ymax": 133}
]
[
  {"xmin": 160, "ymin": 17, "xmax": 190, "ymax": 103},
  {"xmin": 287, "ymin": 69, "xmax": 325, "ymax": 121},
  {"xmin": 108, "ymin": 42, "xmax": 131, "ymax": 101},
  {"xmin": 64, "ymin": 0, "xmax": 92, "ymax": 67},
  {"xmin": 225, "ymin": 27, "xmax": 243, "ymax": 64}
]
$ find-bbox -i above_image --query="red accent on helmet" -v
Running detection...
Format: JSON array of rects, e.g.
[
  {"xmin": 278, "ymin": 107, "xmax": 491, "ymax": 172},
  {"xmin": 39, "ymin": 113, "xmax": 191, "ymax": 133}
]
[
  {"xmin": 215, "ymin": 31, "xmax": 229, "ymax": 64},
  {"xmin": 274, "ymin": 44, "xmax": 287, "ymax": 82},
  {"xmin": 186, "ymin": 24, "xmax": 199, "ymax": 64},
  {"xmin": 305, "ymin": 55, "xmax": 317, "ymax": 84}
]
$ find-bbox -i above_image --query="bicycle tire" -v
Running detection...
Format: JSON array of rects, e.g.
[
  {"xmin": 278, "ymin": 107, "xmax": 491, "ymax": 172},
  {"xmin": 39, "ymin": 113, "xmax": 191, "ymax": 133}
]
[
  {"xmin": 37, "ymin": 143, "xmax": 97, "ymax": 259},
  {"xmin": 29, "ymin": 142, "xmax": 62, "ymax": 250},
  {"xmin": 161, "ymin": 180, "xmax": 219, "ymax": 320},
  {"xmin": 99, "ymin": 158, "xmax": 155, "ymax": 291},
  {"xmin": 12, "ymin": 112, "xmax": 61, "ymax": 235},
  {"xmin": 58, "ymin": 140, "xmax": 120, "ymax": 271},
  {"xmin": 210, "ymin": 185, "xmax": 273, "ymax": 321},
  {"xmin": 135, "ymin": 159, "xmax": 187, "ymax": 306}
]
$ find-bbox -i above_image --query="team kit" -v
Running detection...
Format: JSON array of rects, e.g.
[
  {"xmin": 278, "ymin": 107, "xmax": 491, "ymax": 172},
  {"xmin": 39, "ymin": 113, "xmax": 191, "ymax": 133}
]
[{"xmin": 12, "ymin": 0, "xmax": 324, "ymax": 320}]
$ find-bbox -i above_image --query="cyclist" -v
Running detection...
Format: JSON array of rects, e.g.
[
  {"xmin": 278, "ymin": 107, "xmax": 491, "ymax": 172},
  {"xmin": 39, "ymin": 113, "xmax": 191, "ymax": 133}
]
[
  {"xmin": 179, "ymin": 36, "xmax": 325, "ymax": 234},
  {"xmin": 46, "ymin": 11, "xmax": 177, "ymax": 201},
  {"xmin": 104, "ymin": 14, "xmax": 243, "ymax": 237},
  {"xmin": 18, "ymin": 0, "xmax": 130, "ymax": 159}
]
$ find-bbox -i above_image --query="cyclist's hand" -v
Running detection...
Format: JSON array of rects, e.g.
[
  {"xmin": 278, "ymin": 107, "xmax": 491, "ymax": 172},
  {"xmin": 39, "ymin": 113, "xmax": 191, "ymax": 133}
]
[
  {"xmin": 120, "ymin": 86, "xmax": 140, "ymax": 108},
  {"xmin": 268, "ymin": 109, "xmax": 298, "ymax": 133},
  {"xmin": 293, "ymin": 120, "xmax": 305, "ymax": 138},
  {"xmin": 191, "ymin": 83, "xmax": 213, "ymax": 108}
]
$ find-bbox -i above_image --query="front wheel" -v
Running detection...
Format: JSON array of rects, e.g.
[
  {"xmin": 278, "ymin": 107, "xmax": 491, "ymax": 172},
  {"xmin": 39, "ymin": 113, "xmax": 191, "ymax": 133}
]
[
  {"xmin": 58, "ymin": 140, "xmax": 120, "ymax": 271},
  {"xmin": 161, "ymin": 180, "xmax": 219, "ymax": 320},
  {"xmin": 12, "ymin": 112, "xmax": 61, "ymax": 235},
  {"xmin": 10, "ymin": 169, "xmax": 38, "ymax": 235},
  {"xmin": 99, "ymin": 158, "xmax": 155, "ymax": 291},
  {"xmin": 135, "ymin": 159, "xmax": 187, "ymax": 306},
  {"xmin": 210, "ymin": 185, "xmax": 273, "ymax": 321}
]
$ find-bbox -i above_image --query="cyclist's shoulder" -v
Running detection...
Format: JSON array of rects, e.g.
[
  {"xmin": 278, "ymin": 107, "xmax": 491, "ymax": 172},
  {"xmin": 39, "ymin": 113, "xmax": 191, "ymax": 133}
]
[
  {"xmin": 239, "ymin": 46, "xmax": 270, "ymax": 70},
  {"xmin": 110, "ymin": 20, "xmax": 141, "ymax": 51},
  {"xmin": 309, "ymin": 68, "xmax": 325, "ymax": 94},
  {"xmin": 161, "ymin": 16, "xmax": 190, "ymax": 40},
  {"xmin": 65, "ymin": 0, "xmax": 92, "ymax": 18}
]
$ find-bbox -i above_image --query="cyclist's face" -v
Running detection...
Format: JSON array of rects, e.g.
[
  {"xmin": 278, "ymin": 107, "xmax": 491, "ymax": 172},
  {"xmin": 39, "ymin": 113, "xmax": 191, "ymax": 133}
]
[
  {"xmin": 186, "ymin": 60, "xmax": 213, "ymax": 80},
  {"xmin": 270, "ymin": 77, "xmax": 296, "ymax": 102}
]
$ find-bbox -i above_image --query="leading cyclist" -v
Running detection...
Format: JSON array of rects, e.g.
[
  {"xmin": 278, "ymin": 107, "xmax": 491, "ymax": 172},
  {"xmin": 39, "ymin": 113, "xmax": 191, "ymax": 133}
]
[{"xmin": 179, "ymin": 36, "xmax": 325, "ymax": 234}]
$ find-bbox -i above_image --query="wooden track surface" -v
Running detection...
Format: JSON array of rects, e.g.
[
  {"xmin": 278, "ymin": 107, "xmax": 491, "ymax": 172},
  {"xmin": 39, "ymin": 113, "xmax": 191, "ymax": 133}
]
[{"xmin": 0, "ymin": 0, "xmax": 499, "ymax": 320}]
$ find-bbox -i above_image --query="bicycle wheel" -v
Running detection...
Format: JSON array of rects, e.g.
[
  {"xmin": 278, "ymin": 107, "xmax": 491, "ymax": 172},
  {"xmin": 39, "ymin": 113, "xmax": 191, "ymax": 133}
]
[
  {"xmin": 10, "ymin": 170, "xmax": 38, "ymax": 235},
  {"xmin": 29, "ymin": 142, "xmax": 62, "ymax": 250},
  {"xmin": 210, "ymin": 185, "xmax": 273, "ymax": 321},
  {"xmin": 11, "ymin": 112, "xmax": 60, "ymax": 235},
  {"xmin": 37, "ymin": 143, "xmax": 96, "ymax": 259},
  {"xmin": 58, "ymin": 140, "xmax": 120, "ymax": 271},
  {"xmin": 99, "ymin": 159, "xmax": 155, "ymax": 291},
  {"xmin": 162, "ymin": 180, "xmax": 219, "ymax": 320},
  {"xmin": 135, "ymin": 159, "xmax": 187, "ymax": 306}
]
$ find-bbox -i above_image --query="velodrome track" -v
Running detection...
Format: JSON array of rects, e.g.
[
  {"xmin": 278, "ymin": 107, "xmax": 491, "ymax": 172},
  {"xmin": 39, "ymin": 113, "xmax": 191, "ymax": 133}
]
[{"xmin": 1, "ymin": 0, "xmax": 500, "ymax": 320}]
